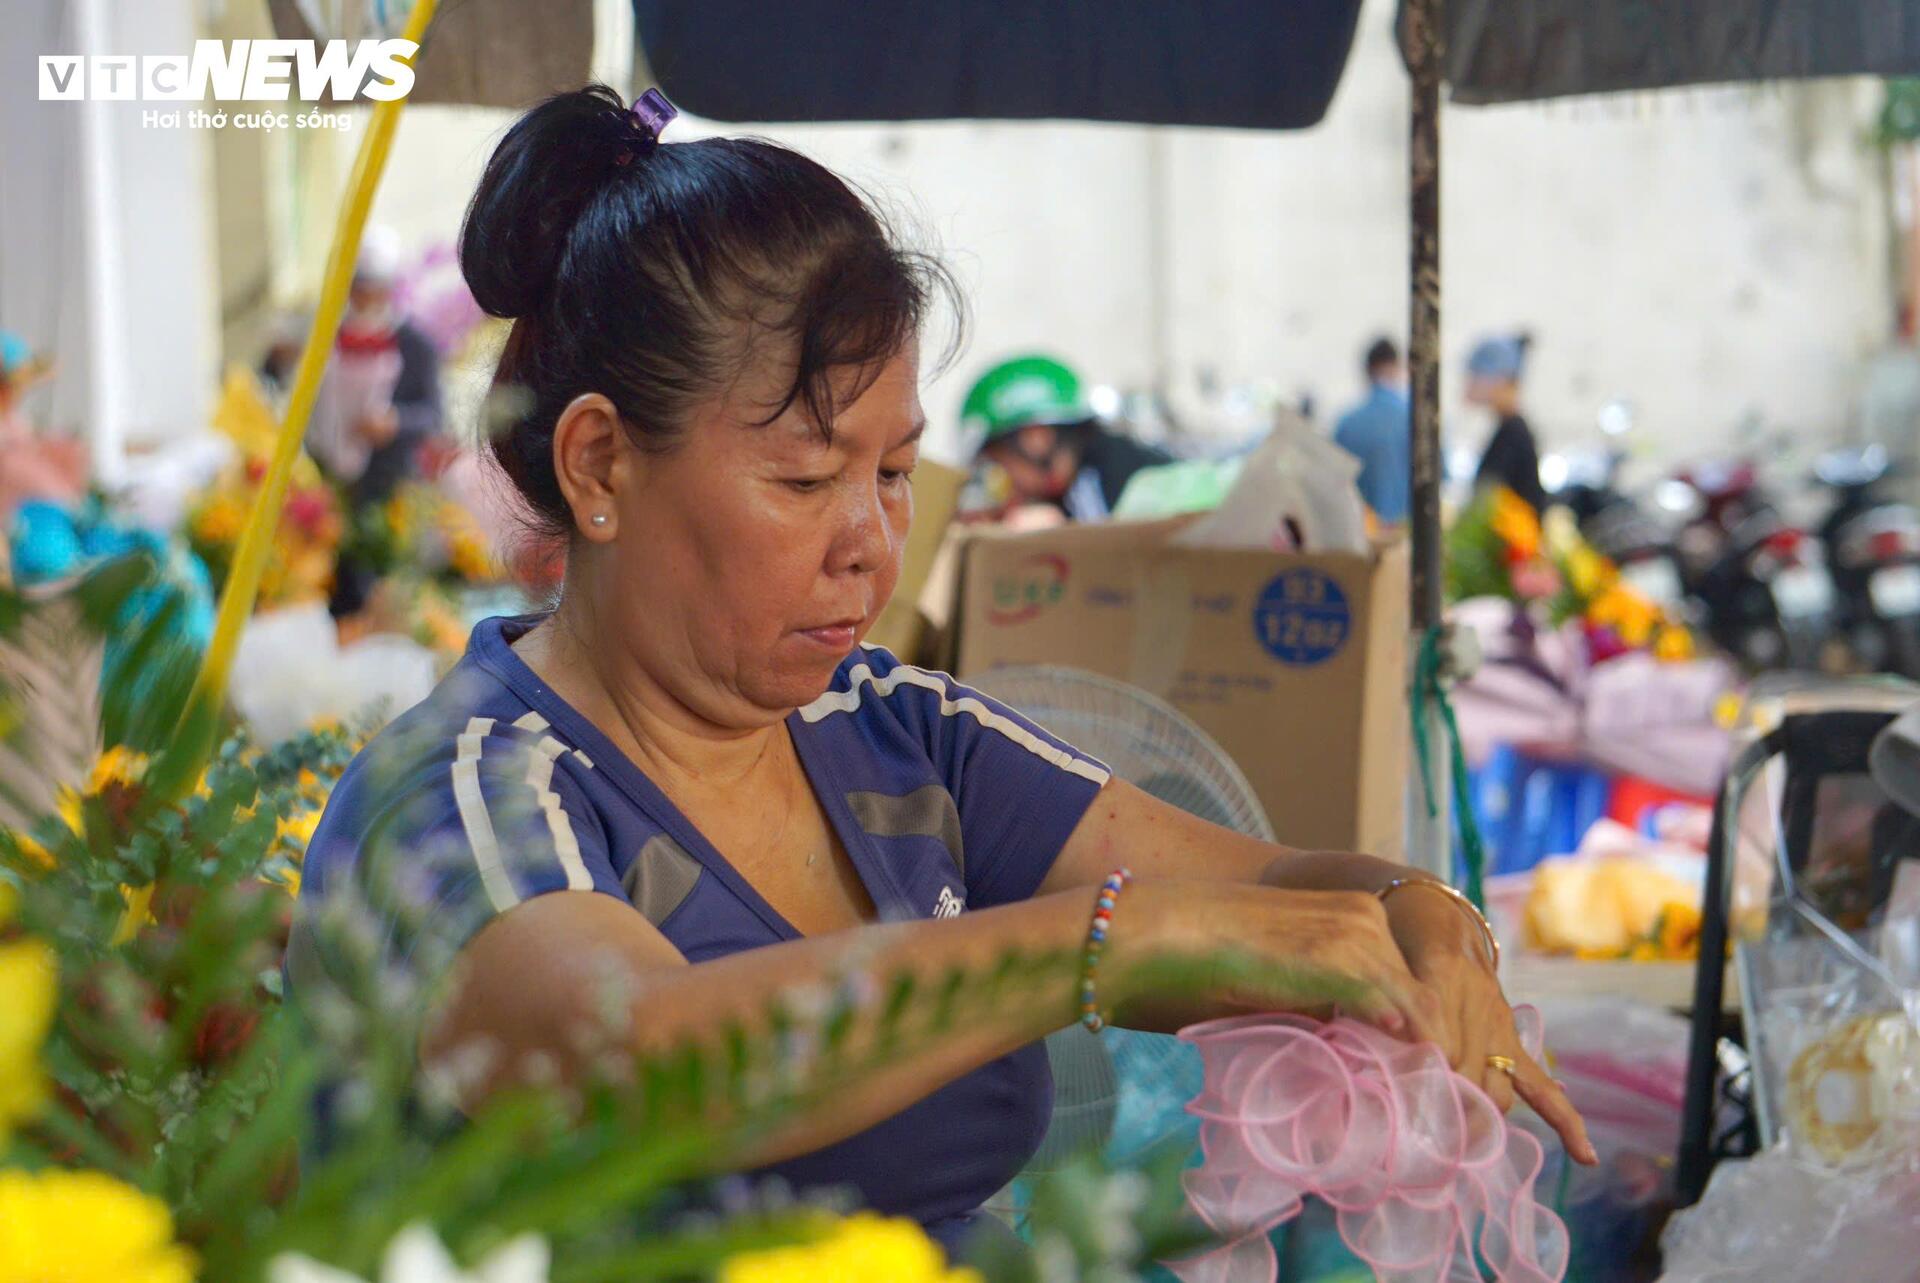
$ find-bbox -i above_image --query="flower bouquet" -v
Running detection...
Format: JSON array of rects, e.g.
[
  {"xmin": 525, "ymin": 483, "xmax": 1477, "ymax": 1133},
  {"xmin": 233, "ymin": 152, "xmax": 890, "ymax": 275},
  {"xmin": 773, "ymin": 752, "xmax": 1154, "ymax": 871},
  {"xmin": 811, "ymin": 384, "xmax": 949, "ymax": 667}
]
[
  {"xmin": 341, "ymin": 482, "xmax": 503, "ymax": 589},
  {"xmin": 185, "ymin": 373, "xmax": 343, "ymax": 610},
  {"xmin": 1447, "ymin": 485, "xmax": 1693, "ymax": 663}
]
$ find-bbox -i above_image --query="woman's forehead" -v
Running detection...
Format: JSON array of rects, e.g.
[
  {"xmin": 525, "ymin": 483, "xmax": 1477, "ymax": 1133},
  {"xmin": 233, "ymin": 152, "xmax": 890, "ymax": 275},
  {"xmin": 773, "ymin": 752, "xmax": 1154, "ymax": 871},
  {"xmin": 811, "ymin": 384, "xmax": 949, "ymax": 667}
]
[{"xmin": 722, "ymin": 354, "xmax": 923, "ymax": 451}]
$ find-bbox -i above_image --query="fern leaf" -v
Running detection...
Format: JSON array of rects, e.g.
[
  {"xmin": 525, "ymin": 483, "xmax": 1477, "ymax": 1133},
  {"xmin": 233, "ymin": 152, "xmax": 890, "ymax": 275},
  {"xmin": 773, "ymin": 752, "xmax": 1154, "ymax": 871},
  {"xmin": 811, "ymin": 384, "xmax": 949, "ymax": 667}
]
[{"xmin": 0, "ymin": 581, "xmax": 104, "ymax": 831}]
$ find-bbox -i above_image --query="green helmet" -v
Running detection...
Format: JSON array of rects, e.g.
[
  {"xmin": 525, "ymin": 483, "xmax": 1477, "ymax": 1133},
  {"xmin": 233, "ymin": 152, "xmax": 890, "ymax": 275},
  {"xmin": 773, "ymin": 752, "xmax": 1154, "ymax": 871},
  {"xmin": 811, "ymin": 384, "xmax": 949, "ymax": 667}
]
[{"xmin": 960, "ymin": 355, "xmax": 1091, "ymax": 449}]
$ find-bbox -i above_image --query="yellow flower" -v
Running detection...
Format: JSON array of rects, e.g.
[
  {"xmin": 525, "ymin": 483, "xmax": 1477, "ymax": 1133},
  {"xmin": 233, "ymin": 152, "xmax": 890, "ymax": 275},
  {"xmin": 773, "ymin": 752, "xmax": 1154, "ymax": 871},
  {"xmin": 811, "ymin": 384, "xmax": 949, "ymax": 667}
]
[
  {"xmin": 717, "ymin": 1214, "xmax": 981, "ymax": 1283},
  {"xmin": 447, "ymin": 527, "xmax": 498, "ymax": 582},
  {"xmin": 1565, "ymin": 544, "xmax": 1615, "ymax": 602},
  {"xmin": 1657, "ymin": 900, "xmax": 1702, "ymax": 959},
  {"xmin": 1488, "ymin": 486, "xmax": 1542, "ymax": 560},
  {"xmin": 110, "ymin": 883, "xmax": 157, "ymax": 947},
  {"xmin": 386, "ymin": 493, "xmax": 415, "ymax": 544},
  {"xmin": 276, "ymin": 806, "xmax": 322, "ymax": 853},
  {"xmin": 0, "ymin": 1168, "xmax": 196, "ymax": 1283},
  {"xmin": 192, "ymin": 497, "xmax": 247, "ymax": 548},
  {"xmin": 0, "ymin": 932, "xmax": 56, "ymax": 1145},
  {"xmin": 1587, "ymin": 583, "xmax": 1661, "ymax": 647},
  {"xmin": 1654, "ymin": 623, "xmax": 1694, "ymax": 662},
  {"xmin": 267, "ymin": 863, "xmax": 301, "ymax": 899},
  {"xmin": 6, "ymin": 832, "xmax": 55, "ymax": 871},
  {"xmin": 89, "ymin": 747, "xmax": 149, "ymax": 794}
]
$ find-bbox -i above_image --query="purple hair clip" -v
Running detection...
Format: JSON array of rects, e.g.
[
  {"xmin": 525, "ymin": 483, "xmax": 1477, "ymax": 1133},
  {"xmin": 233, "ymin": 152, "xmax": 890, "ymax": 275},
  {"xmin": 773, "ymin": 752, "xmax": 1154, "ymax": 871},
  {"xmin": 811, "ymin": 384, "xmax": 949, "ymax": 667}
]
[{"xmin": 631, "ymin": 87, "xmax": 678, "ymax": 143}]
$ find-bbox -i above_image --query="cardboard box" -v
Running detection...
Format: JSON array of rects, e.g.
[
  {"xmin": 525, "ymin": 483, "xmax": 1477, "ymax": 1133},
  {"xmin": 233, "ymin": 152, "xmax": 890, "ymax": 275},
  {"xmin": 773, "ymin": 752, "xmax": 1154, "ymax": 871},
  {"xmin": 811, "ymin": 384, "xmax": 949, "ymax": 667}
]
[
  {"xmin": 947, "ymin": 517, "xmax": 1410, "ymax": 856},
  {"xmin": 865, "ymin": 459, "xmax": 967, "ymax": 663}
]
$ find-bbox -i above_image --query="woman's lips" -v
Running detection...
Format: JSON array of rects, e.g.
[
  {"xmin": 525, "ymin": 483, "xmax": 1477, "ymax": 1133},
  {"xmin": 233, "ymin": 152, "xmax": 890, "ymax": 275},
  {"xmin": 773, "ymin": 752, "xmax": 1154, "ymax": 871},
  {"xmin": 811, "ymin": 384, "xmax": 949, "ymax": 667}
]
[{"xmin": 797, "ymin": 622, "xmax": 860, "ymax": 650}]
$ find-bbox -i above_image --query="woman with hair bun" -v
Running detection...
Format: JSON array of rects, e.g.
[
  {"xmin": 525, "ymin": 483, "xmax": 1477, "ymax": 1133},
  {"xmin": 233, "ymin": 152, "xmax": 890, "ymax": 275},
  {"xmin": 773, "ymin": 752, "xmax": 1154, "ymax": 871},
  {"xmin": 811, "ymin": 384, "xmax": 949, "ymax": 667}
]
[{"xmin": 292, "ymin": 86, "xmax": 1590, "ymax": 1251}]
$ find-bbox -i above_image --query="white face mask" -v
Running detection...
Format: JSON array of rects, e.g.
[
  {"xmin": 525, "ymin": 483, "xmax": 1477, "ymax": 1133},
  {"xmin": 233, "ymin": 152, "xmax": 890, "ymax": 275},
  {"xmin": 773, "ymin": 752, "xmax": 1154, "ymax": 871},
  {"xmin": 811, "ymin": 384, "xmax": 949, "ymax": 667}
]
[{"xmin": 346, "ymin": 299, "xmax": 395, "ymax": 332}]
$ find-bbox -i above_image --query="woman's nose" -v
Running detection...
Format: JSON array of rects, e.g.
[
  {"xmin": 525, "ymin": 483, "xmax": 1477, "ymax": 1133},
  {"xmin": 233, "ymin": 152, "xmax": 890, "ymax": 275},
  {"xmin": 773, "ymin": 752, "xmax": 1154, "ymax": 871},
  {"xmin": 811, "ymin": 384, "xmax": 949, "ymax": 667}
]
[{"xmin": 831, "ymin": 482, "xmax": 894, "ymax": 576}]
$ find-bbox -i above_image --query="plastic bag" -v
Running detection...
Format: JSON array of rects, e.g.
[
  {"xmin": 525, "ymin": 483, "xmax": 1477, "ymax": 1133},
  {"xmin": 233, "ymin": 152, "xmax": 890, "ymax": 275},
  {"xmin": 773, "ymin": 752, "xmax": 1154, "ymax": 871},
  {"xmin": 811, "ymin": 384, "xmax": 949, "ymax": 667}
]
[
  {"xmin": 1111, "ymin": 457, "xmax": 1245, "ymax": 519},
  {"xmin": 1173, "ymin": 414, "xmax": 1368, "ymax": 554},
  {"xmin": 1657, "ymin": 1148, "xmax": 1920, "ymax": 1282}
]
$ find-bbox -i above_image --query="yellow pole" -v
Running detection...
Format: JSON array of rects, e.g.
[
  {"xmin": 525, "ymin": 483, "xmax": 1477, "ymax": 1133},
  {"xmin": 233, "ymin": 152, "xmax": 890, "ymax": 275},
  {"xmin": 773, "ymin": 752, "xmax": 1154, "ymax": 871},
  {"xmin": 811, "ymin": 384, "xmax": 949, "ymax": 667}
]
[{"xmin": 183, "ymin": 0, "xmax": 438, "ymax": 735}]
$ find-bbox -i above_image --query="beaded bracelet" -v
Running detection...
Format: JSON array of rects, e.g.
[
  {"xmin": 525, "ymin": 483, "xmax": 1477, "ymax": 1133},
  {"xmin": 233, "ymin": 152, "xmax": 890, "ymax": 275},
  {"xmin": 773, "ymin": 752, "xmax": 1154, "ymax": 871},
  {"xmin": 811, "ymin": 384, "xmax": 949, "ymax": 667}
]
[{"xmin": 1079, "ymin": 868, "xmax": 1133, "ymax": 1032}]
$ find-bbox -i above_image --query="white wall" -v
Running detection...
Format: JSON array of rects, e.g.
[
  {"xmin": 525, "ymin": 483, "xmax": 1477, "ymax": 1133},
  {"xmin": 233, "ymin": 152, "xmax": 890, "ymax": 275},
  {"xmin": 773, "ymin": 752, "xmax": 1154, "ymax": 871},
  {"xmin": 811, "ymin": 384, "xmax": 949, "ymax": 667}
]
[
  {"xmin": 0, "ymin": 0, "xmax": 219, "ymax": 473},
  {"xmin": 281, "ymin": 0, "xmax": 1894, "ymax": 470}
]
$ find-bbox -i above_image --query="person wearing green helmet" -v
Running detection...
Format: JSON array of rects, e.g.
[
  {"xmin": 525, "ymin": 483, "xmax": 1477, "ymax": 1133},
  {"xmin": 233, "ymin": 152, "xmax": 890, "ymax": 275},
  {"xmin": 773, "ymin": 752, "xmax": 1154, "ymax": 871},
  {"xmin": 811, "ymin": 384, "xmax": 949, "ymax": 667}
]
[{"xmin": 962, "ymin": 354, "xmax": 1169, "ymax": 522}]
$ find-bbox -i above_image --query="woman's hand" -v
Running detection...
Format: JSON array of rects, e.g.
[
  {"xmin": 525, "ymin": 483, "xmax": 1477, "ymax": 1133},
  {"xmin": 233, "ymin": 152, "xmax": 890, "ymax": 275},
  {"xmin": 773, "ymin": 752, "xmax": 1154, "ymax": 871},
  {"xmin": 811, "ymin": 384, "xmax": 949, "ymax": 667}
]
[
  {"xmin": 1106, "ymin": 881, "xmax": 1449, "ymax": 1048},
  {"xmin": 1384, "ymin": 887, "xmax": 1597, "ymax": 1165}
]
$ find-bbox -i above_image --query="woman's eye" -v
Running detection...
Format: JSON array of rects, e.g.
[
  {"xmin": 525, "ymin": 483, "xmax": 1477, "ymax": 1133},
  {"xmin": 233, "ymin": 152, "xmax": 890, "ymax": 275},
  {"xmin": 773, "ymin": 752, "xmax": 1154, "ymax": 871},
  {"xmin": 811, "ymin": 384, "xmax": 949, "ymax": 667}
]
[
  {"xmin": 785, "ymin": 477, "xmax": 832, "ymax": 494},
  {"xmin": 880, "ymin": 466, "xmax": 917, "ymax": 487}
]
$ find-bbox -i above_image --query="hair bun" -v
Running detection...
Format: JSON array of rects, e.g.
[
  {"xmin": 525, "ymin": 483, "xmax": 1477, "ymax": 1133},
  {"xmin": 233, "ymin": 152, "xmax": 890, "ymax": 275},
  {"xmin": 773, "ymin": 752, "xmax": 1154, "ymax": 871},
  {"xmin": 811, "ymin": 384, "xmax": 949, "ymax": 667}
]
[{"xmin": 459, "ymin": 84, "xmax": 641, "ymax": 320}]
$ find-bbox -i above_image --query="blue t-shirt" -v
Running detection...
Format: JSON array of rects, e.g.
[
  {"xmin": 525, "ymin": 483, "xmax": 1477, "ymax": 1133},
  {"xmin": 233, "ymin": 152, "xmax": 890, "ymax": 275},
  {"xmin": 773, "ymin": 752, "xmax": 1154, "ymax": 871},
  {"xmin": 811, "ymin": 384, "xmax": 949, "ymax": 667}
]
[
  {"xmin": 292, "ymin": 614, "xmax": 1109, "ymax": 1244},
  {"xmin": 1333, "ymin": 383, "xmax": 1411, "ymax": 524}
]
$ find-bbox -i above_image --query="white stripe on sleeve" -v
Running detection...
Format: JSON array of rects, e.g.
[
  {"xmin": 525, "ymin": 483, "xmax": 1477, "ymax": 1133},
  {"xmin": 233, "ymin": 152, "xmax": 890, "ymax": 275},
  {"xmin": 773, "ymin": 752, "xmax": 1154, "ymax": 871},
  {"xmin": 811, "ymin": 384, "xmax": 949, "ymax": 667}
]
[
  {"xmin": 799, "ymin": 663, "xmax": 1111, "ymax": 787},
  {"xmin": 527, "ymin": 736, "xmax": 594, "ymax": 892},
  {"xmin": 451, "ymin": 716, "xmax": 521, "ymax": 912}
]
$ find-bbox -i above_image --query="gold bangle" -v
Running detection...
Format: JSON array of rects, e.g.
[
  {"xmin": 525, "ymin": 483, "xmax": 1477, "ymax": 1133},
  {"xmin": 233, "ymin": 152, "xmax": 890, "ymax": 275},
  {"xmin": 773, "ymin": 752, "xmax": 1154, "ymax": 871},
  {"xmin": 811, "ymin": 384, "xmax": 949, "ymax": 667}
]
[{"xmin": 1377, "ymin": 877, "xmax": 1500, "ymax": 969}]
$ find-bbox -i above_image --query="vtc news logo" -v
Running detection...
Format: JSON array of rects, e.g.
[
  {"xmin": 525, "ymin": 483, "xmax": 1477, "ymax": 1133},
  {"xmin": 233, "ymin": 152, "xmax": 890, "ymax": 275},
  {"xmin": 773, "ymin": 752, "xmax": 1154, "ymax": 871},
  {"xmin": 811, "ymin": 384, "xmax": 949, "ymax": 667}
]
[{"xmin": 39, "ymin": 40, "xmax": 419, "ymax": 102}]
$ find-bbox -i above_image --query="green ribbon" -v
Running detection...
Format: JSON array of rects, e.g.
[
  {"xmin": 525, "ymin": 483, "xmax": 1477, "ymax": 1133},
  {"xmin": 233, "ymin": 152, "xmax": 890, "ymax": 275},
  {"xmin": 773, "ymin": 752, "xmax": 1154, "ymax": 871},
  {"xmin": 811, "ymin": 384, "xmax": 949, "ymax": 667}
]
[{"xmin": 1410, "ymin": 625, "xmax": 1487, "ymax": 911}]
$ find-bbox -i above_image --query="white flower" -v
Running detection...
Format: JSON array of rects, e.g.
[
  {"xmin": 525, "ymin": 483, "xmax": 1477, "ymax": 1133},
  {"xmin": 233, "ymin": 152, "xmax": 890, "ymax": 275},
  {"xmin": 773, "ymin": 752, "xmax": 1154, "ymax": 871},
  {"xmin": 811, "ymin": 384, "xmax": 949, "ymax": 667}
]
[{"xmin": 268, "ymin": 1223, "xmax": 550, "ymax": 1283}]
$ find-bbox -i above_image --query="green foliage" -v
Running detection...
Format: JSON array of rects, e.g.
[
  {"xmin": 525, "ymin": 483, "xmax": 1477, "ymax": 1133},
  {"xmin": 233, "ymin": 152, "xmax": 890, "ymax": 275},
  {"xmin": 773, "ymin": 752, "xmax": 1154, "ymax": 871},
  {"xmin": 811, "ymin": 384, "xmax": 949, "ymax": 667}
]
[
  {"xmin": 1443, "ymin": 488, "xmax": 1512, "ymax": 604},
  {"xmin": 1878, "ymin": 78, "xmax": 1920, "ymax": 146},
  {"xmin": 0, "ymin": 569, "xmax": 1381, "ymax": 1281},
  {"xmin": 967, "ymin": 1146, "xmax": 1214, "ymax": 1283}
]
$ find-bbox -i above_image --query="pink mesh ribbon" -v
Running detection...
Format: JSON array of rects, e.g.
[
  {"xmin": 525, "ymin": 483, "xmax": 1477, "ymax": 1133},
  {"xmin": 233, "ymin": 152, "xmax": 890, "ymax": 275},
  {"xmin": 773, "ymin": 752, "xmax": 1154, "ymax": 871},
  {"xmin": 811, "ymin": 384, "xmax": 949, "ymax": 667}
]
[{"xmin": 1169, "ymin": 1008, "xmax": 1568, "ymax": 1283}]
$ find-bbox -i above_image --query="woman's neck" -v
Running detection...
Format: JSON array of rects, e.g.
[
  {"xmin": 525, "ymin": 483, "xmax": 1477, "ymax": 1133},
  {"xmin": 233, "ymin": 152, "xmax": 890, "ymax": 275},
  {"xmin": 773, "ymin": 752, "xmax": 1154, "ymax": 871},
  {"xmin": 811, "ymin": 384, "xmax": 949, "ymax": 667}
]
[{"xmin": 515, "ymin": 595, "xmax": 783, "ymax": 795}]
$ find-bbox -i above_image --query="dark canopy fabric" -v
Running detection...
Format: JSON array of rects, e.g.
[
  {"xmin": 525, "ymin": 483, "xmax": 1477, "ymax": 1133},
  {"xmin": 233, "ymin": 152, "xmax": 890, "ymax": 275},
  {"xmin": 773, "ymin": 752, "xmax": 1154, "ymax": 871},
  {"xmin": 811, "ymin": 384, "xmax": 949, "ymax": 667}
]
[
  {"xmin": 631, "ymin": 0, "xmax": 1363, "ymax": 129},
  {"xmin": 1439, "ymin": 0, "xmax": 1920, "ymax": 105}
]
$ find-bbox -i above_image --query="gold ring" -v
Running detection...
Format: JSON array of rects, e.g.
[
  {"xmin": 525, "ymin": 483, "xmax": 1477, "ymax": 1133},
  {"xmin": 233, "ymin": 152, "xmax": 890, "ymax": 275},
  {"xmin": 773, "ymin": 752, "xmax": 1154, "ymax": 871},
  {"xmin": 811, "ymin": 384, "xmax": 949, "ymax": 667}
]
[{"xmin": 1486, "ymin": 1054, "xmax": 1518, "ymax": 1076}]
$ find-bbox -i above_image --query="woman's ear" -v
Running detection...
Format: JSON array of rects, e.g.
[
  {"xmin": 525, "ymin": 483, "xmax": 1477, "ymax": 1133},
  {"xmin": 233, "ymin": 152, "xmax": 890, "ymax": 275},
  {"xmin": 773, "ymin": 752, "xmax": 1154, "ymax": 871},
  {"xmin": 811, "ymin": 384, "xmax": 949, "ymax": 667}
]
[{"xmin": 551, "ymin": 393, "xmax": 631, "ymax": 542}]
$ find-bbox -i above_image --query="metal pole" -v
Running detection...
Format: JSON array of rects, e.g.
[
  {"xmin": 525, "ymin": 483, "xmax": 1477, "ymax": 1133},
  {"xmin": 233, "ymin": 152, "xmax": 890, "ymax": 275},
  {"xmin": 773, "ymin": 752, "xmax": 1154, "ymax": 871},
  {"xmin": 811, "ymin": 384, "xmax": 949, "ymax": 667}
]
[
  {"xmin": 1407, "ymin": 0, "xmax": 1444, "ymax": 634},
  {"xmin": 1404, "ymin": 0, "xmax": 1450, "ymax": 876}
]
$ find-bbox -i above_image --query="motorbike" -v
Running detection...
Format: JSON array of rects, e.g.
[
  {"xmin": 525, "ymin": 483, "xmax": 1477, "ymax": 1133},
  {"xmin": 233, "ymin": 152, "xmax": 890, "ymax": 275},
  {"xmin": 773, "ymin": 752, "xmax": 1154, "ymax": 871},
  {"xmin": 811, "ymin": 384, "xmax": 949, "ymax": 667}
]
[
  {"xmin": 1689, "ymin": 501, "xmax": 1834, "ymax": 671},
  {"xmin": 1662, "ymin": 445, "xmax": 1835, "ymax": 671},
  {"xmin": 1810, "ymin": 444, "xmax": 1920, "ymax": 675}
]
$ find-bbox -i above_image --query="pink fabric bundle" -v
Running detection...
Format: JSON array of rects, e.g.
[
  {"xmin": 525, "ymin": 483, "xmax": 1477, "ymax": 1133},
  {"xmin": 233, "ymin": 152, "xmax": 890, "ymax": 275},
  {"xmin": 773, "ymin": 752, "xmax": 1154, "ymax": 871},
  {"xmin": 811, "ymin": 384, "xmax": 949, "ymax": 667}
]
[{"xmin": 1169, "ymin": 1009, "xmax": 1568, "ymax": 1283}]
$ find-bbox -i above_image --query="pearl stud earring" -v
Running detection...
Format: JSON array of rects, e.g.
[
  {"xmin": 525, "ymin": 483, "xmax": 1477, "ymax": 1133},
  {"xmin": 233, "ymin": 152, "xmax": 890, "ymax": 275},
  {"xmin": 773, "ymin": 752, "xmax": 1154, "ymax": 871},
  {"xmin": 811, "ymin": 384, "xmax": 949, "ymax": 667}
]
[{"xmin": 590, "ymin": 513, "xmax": 609, "ymax": 527}]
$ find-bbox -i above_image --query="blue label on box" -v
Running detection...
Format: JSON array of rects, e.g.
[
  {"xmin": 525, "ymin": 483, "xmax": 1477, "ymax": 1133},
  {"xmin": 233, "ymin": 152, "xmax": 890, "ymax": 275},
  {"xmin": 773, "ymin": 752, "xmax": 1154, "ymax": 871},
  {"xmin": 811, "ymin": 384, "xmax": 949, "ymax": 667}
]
[{"xmin": 1252, "ymin": 569, "xmax": 1350, "ymax": 665}]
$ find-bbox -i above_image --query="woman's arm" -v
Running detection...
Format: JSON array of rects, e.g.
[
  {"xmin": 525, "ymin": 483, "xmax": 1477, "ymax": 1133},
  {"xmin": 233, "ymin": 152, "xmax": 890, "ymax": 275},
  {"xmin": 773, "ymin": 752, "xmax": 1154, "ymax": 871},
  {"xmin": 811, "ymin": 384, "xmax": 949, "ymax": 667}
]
[
  {"xmin": 420, "ymin": 879, "xmax": 1438, "ymax": 1169},
  {"xmin": 1039, "ymin": 779, "xmax": 1595, "ymax": 1162},
  {"xmin": 1040, "ymin": 778, "xmax": 1409, "ymax": 892}
]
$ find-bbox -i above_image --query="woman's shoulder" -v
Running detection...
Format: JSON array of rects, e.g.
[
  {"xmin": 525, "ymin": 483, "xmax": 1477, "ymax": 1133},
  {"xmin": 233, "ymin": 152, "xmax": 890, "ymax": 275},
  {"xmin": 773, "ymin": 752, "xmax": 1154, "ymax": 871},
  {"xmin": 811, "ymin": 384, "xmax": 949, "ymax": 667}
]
[{"xmin": 321, "ymin": 656, "xmax": 568, "ymax": 825}]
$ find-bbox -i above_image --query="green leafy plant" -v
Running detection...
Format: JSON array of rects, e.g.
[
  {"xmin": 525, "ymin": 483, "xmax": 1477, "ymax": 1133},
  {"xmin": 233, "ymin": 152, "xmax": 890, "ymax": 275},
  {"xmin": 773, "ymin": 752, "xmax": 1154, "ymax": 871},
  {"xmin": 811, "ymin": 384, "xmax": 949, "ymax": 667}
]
[{"xmin": 0, "ymin": 561, "xmax": 1373, "ymax": 1282}]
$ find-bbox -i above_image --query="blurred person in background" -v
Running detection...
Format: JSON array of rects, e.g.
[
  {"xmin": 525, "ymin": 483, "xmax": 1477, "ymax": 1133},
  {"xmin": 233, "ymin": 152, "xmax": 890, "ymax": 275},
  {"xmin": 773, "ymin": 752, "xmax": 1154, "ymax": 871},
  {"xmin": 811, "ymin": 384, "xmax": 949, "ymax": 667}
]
[
  {"xmin": 1333, "ymin": 336, "xmax": 1410, "ymax": 525},
  {"xmin": 308, "ymin": 225, "xmax": 447, "ymax": 615},
  {"xmin": 1466, "ymin": 331, "xmax": 1546, "ymax": 514},
  {"xmin": 961, "ymin": 354, "xmax": 1169, "ymax": 525}
]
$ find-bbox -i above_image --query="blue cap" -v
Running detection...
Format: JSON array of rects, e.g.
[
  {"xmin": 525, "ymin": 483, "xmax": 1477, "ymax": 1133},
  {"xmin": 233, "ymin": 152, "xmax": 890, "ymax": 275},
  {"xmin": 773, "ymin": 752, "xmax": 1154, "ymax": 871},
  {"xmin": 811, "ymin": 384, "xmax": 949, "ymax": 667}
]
[{"xmin": 1466, "ymin": 334, "xmax": 1528, "ymax": 381}]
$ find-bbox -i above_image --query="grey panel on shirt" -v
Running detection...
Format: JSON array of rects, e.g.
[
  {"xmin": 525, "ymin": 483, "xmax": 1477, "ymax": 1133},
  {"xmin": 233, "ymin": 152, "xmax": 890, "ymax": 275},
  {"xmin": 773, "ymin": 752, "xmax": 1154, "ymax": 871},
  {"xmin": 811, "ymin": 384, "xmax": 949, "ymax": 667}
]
[
  {"xmin": 845, "ymin": 784, "xmax": 965, "ymax": 878},
  {"xmin": 622, "ymin": 834, "xmax": 703, "ymax": 925}
]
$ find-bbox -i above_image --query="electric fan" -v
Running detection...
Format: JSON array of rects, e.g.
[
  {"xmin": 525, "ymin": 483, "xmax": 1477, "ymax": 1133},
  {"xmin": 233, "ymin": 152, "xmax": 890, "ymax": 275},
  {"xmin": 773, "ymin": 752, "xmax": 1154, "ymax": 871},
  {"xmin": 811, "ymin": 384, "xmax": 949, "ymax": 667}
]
[{"xmin": 966, "ymin": 665, "xmax": 1276, "ymax": 1171}]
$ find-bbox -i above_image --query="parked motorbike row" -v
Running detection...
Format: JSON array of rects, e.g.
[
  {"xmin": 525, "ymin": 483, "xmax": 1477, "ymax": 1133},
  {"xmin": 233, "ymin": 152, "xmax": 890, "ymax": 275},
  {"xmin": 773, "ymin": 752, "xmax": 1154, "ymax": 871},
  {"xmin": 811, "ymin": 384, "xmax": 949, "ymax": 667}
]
[{"xmin": 1547, "ymin": 429, "xmax": 1920, "ymax": 677}]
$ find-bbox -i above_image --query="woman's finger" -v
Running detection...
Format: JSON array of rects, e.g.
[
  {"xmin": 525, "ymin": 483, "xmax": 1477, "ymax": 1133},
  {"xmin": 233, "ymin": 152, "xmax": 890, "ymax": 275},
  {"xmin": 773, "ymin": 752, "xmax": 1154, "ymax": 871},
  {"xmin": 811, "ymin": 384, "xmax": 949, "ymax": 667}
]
[
  {"xmin": 1467, "ymin": 995, "xmax": 1516, "ymax": 1112},
  {"xmin": 1513, "ymin": 1050, "xmax": 1597, "ymax": 1165}
]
